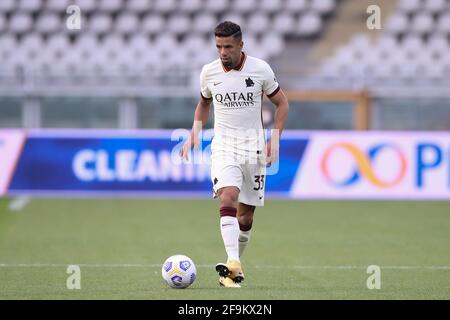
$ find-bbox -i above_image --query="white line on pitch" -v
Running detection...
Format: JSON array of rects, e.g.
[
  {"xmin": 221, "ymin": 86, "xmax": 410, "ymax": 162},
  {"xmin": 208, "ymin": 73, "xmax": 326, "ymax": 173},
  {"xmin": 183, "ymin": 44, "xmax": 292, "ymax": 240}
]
[
  {"xmin": 0, "ymin": 264, "xmax": 449, "ymax": 270},
  {"xmin": 8, "ymin": 197, "xmax": 31, "ymax": 212}
]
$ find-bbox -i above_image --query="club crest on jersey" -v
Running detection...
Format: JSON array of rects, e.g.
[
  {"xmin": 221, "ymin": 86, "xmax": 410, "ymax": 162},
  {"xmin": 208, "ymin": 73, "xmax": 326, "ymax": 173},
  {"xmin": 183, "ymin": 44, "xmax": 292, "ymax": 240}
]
[{"xmin": 245, "ymin": 77, "xmax": 255, "ymax": 87}]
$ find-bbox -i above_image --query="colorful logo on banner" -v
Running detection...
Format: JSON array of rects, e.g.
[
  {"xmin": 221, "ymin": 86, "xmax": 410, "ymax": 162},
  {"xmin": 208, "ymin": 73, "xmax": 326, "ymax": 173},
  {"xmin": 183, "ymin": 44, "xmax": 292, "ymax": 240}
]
[
  {"xmin": 0, "ymin": 130, "xmax": 26, "ymax": 196},
  {"xmin": 321, "ymin": 142, "xmax": 407, "ymax": 188}
]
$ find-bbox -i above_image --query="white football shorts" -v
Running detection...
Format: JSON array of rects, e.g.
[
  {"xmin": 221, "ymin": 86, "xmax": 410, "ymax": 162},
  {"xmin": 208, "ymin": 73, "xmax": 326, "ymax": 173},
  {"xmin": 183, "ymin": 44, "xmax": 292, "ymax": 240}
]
[{"xmin": 210, "ymin": 152, "xmax": 267, "ymax": 207}]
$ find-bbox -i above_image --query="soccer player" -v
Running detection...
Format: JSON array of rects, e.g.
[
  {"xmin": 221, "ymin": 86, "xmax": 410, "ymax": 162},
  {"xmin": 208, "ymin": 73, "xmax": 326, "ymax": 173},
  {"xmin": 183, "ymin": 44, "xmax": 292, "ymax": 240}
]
[{"xmin": 180, "ymin": 21, "xmax": 289, "ymax": 288}]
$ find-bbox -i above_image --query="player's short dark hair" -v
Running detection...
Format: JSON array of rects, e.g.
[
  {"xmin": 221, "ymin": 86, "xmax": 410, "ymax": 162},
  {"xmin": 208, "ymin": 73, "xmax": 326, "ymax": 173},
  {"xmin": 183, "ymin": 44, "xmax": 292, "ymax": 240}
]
[{"xmin": 214, "ymin": 21, "xmax": 242, "ymax": 40}]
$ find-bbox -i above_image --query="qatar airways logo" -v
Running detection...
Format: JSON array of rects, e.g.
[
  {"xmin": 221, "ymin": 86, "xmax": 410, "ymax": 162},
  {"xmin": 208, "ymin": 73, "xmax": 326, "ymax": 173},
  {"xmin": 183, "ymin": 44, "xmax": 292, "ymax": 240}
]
[{"xmin": 214, "ymin": 92, "xmax": 255, "ymax": 108}]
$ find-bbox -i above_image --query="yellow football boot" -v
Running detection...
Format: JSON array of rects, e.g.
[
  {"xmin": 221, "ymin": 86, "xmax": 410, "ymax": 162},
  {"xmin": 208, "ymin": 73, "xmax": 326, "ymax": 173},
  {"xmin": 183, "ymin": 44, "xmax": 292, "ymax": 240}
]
[
  {"xmin": 215, "ymin": 260, "xmax": 245, "ymax": 283},
  {"xmin": 219, "ymin": 276, "xmax": 241, "ymax": 288}
]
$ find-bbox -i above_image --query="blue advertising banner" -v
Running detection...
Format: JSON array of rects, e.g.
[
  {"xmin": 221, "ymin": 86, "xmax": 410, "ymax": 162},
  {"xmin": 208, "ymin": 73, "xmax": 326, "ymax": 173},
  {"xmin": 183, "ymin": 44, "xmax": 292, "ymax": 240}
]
[{"xmin": 7, "ymin": 130, "xmax": 309, "ymax": 197}]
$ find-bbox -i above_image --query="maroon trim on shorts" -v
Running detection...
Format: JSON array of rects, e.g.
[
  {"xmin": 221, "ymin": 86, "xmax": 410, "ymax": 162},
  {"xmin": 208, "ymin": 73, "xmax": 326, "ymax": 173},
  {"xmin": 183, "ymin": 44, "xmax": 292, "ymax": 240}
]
[{"xmin": 220, "ymin": 206, "xmax": 237, "ymax": 217}]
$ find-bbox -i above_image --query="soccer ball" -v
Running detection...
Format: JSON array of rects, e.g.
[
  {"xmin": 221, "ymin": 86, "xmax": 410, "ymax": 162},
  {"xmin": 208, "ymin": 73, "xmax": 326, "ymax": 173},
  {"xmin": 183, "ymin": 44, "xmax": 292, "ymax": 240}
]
[{"xmin": 161, "ymin": 254, "xmax": 197, "ymax": 289}]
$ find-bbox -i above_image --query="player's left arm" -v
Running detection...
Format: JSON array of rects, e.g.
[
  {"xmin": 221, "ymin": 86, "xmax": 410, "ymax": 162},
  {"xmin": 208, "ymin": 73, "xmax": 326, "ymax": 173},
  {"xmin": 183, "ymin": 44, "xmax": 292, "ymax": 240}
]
[{"xmin": 266, "ymin": 89, "xmax": 289, "ymax": 166}]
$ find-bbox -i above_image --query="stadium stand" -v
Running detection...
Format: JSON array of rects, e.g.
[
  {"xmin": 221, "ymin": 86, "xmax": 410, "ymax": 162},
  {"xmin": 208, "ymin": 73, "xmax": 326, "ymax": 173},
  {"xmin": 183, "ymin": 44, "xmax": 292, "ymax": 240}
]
[
  {"xmin": 0, "ymin": 0, "xmax": 338, "ymax": 88},
  {"xmin": 315, "ymin": 0, "xmax": 450, "ymax": 87}
]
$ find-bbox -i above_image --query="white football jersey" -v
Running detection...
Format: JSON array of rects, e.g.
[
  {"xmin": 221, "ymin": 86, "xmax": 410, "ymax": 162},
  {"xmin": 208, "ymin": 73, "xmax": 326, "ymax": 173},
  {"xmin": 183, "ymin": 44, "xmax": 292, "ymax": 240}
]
[{"xmin": 200, "ymin": 52, "xmax": 280, "ymax": 157}]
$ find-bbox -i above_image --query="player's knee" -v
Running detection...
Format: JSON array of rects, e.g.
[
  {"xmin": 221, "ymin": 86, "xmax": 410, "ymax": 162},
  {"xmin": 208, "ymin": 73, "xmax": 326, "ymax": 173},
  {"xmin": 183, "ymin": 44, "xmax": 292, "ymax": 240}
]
[{"xmin": 218, "ymin": 188, "xmax": 239, "ymax": 207}]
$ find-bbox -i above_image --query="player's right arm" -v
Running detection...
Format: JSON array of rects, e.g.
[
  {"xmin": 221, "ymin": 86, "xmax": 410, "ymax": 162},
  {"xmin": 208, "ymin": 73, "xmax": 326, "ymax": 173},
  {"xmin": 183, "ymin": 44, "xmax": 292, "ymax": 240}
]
[
  {"xmin": 180, "ymin": 65, "xmax": 213, "ymax": 161},
  {"xmin": 180, "ymin": 96, "xmax": 212, "ymax": 161}
]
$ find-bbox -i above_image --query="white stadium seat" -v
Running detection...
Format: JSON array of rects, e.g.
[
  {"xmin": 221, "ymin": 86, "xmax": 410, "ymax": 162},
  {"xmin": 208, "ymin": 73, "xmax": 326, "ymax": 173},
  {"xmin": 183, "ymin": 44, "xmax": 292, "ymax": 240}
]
[
  {"xmin": 179, "ymin": 0, "xmax": 203, "ymax": 14},
  {"xmin": 401, "ymin": 35, "xmax": 424, "ymax": 56},
  {"xmin": 183, "ymin": 35, "xmax": 208, "ymax": 55},
  {"xmin": 47, "ymin": 34, "xmax": 71, "ymax": 52},
  {"xmin": 411, "ymin": 13, "xmax": 434, "ymax": 35},
  {"xmin": 154, "ymin": 33, "xmax": 178, "ymax": 55},
  {"xmin": 167, "ymin": 14, "xmax": 191, "ymax": 36},
  {"xmin": 436, "ymin": 13, "xmax": 450, "ymax": 34},
  {"xmin": 231, "ymin": 0, "xmax": 257, "ymax": 15},
  {"xmin": 8, "ymin": 13, "xmax": 33, "ymax": 34},
  {"xmin": 153, "ymin": 0, "xmax": 177, "ymax": 14},
  {"xmin": 310, "ymin": 0, "xmax": 336, "ymax": 16},
  {"xmin": 424, "ymin": 0, "xmax": 447, "ymax": 14},
  {"xmin": 247, "ymin": 13, "xmax": 270, "ymax": 36},
  {"xmin": 18, "ymin": 0, "xmax": 42, "ymax": 13},
  {"xmin": 128, "ymin": 33, "xmax": 151, "ymax": 51},
  {"xmin": 35, "ymin": 13, "xmax": 61, "ymax": 35},
  {"xmin": 0, "ymin": 0, "xmax": 15, "ymax": 14},
  {"xmin": 0, "ymin": 14, "xmax": 5, "ymax": 32},
  {"xmin": 46, "ymin": 0, "xmax": 71, "ymax": 12},
  {"xmin": 261, "ymin": 33, "xmax": 285, "ymax": 58},
  {"xmin": 259, "ymin": 0, "xmax": 283, "ymax": 14},
  {"xmin": 193, "ymin": 13, "xmax": 217, "ymax": 35},
  {"xmin": 205, "ymin": 0, "xmax": 229, "ymax": 14},
  {"xmin": 89, "ymin": 14, "xmax": 113, "ymax": 35},
  {"xmin": 272, "ymin": 12, "xmax": 295, "ymax": 35},
  {"xmin": 284, "ymin": 0, "xmax": 308, "ymax": 14},
  {"xmin": 427, "ymin": 35, "xmax": 450, "ymax": 55},
  {"xmin": 385, "ymin": 13, "xmax": 409, "ymax": 35},
  {"xmin": 99, "ymin": 0, "xmax": 123, "ymax": 13},
  {"xmin": 297, "ymin": 13, "xmax": 323, "ymax": 36},
  {"xmin": 126, "ymin": 0, "xmax": 152, "ymax": 13},
  {"xmin": 74, "ymin": 0, "xmax": 97, "ymax": 13},
  {"xmin": 398, "ymin": 0, "xmax": 422, "ymax": 14},
  {"xmin": 115, "ymin": 13, "xmax": 140, "ymax": 35},
  {"xmin": 142, "ymin": 14, "xmax": 164, "ymax": 35}
]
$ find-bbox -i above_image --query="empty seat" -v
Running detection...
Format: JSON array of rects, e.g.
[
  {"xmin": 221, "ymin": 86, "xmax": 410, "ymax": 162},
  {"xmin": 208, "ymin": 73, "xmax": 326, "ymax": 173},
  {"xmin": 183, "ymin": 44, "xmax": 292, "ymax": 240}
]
[
  {"xmin": 179, "ymin": 0, "xmax": 203, "ymax": 14},
  {"xmin": 0, "ymin": 14, "xmax": 5, "ymax": 33},
  {"xmin": 126, "ymin": 0, "xmax": 152, "ymax": 13},
  {"xmin": 385, "ymin": 13, "xmax": 409, "ymax": 35},
  {"xmin": 436, "ymin": 13, "xmax": 450, "ymax": 34},
  {"xmin": 35, "ymin": 13, "xmax": 61, "ymax": 35},
  {"xmin": 18, "ymin": 0, "xmax": 42, "ymax": 13},
  {"xmin": 8, "ymin": 13, "xmax": 33, "ymax": 34},
  {"xmin": 46, "ymin": 0, "xmax": 71, "ymax": 12},
  {"xmin": 397, "ymin": 0, "xmax": 422, "ymax": 14},
  {"xmin": 205, "ymin": 0, "xmax": 229, "ymax": 14},
  {"xmin": 74, "ymin": 0, "xmax": 97, "ymax": 13},
  {"xmin": 261, "ymin": 33, "xmax": 284, "ymax": 58},
  {"xmin": 0, "ymin": 0, "xmax": 15, "ymax": 13},
  {"xmin": 128, "ymin": 33, "xmax": 151, "ymax": 51},
  {"xmin": 348, "ymin": 34, "xmax": 372, "ymax": 53},
  {"xmin": 47, "ymin": 34, "xmax": 71, "ymax": 52},
  {"xmin": 98, "ymin": 0, "xmax": 123, "ymax": 13},
  {"xmin": 424, "ymin": 0, "xmax": 447, "ymax": 14},
  {"xmin": 297, "ymin": 13, "xmax": 323, "ymax": 37},
  {"xmin": 231, "ymin": 0, "xmax": 257, "ymax": 14},
  {"xmin": 89, "ymin": 14, "xmax": 113, "ymax": 35},
  {"xmin": 167, "ymin": 14, "xmax": 191, "ymax": 36},
  {"xmin": 411, "ymin": 13, "xmax": 434, "ymax": 35},
  {"xmin": 259, "ymin": 0, "xmax": 282, "ymax": 13},
  {"xmin": 116, "ymin": 13, "xmax": 140, "ymax": 34},
  {"xmin": 284, "ymin": 0, "xmax": 308, "ymax": 14},
  {"xmin": 247, "ymin": 13, "xmax": 270, "ymax": 35},
  {"xmin": 310, "ymin": 0, "xmax": 336, "ymax": 16},
  {"xmin": 153, "ymin": 0, "xmax": 177, "ymax": 14},
  {"xmin": 154, "ymin": 33, "xmax": 178, "ymax": 54},
  {"xmin": 183, "ymin": 35, "xmax": 208, "ymax": 55},
  {"xmin": 427, "ymin": 35, "xmax": 450, "ymax": 55},
  {"xmin": 401, "ymin": 35, "xmax": 424, "ymax": 56},
  {"xmin": 142, "ymin": 14, "xmax": 164, "ymax": 35},
  {"xmin": 193, "ymin": 13, "xmax": 217, "ymax": 35},
  {"xmin": 272, "ymin": 12, "xmax": 295, "ymax": 35}
]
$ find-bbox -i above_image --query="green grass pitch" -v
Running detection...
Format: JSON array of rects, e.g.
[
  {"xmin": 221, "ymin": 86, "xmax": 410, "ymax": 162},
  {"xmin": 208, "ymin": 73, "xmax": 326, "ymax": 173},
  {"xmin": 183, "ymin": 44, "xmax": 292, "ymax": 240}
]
[{"xmin": 0, "ymin": 198, "xmax": 449, "ymax": 299}]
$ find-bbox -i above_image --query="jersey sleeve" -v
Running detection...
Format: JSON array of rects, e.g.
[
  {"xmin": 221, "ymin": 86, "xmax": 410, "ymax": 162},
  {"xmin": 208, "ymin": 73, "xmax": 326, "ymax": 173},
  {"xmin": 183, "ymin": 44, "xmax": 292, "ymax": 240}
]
[
  {"xmin": 262, "ymin": 62, "xmax": 280, "ymax": 98},
  {"xmin": 200, "ymin": 66, "xmax": 212, "ymax": 100}
]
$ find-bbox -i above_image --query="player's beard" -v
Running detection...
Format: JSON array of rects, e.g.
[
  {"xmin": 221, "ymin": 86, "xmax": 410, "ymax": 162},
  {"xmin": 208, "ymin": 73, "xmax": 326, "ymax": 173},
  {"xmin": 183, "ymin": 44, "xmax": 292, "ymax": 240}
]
[{"xmin": 221, "ymin": 58, "xmax": 233, "ymax": 69}]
